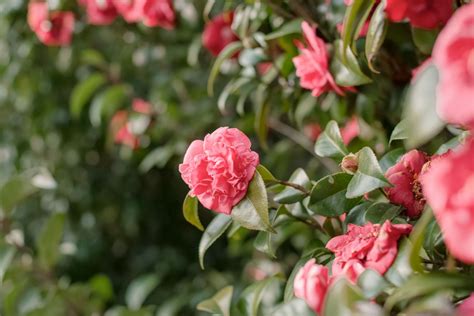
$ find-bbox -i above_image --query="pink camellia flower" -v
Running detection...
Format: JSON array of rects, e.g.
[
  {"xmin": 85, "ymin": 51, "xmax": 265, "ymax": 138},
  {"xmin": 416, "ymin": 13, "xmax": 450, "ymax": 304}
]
[
  {"xmin": 179, "ymin": 127, "xmax": 259, "ymax": 214},
  {"xmin": 293, "ymin": 22, "xmax": 345, "ymax": 97},
  {"xmin": 28, "ymin": 2, "xmax": 74, "ymax": 46},
  {"xmin": 78, "ymin": 0, "xmax": 118, "ymax": 25},
  {"xmin": 112, "ymin": 0, "xmax": 143, "ymax": 23},
  {"xmin": 420, "ymin": 138, "xmax": 474, "ymax": 264},
  {"xmin": 384, "ymin": 150, "xmax": 429, "ymax": 218},
  {"xmin": 340, "ymin": 116, "xmax": 360, "ymax": 145},
  {"xmin": 457, "ymin": 293, "xmax": 474, "ymax": 316},
  {"xmin": 326, "ymin": 221, "xmax": 412, "ymax": 283},
  {"xmin": 385, "ymin": 0, "xmax": 453, "ymax": 29},
  {"xmin": 294, "ymin": 259, "xmax": 330, "ymax": 314},
  {"xmin": 132, "ymin": 98, "xmax": 153, "ymax": 114},
  {"xmin": 141, "ymin": 0, "xmax": 175, "ymax": 29},
  {"xmin": 432, "ymin": 4, "xmax": 474, "ymax": 129},
  {"xmin": 202, "ymin": 12, "xmax": 238, "ymax": 56}
]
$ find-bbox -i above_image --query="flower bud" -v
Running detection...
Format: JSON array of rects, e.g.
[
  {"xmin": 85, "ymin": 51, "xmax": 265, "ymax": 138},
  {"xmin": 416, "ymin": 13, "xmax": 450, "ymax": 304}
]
[{"xmin": 341, "ymin": 153, "xmax": 358, "ymax": 174}]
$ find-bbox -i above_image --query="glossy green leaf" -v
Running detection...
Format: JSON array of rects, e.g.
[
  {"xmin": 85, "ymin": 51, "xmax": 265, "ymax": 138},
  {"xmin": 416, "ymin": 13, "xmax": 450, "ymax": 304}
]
[
  {"xmin": 411, "ymin": 27, "xmax": 439, "ymax": 55},
  {"xmin": 345, "ymin": 201, "xmax": 372, "ymax": 227},
  {"xmin": 402, "ymin": 64, "xmax": 445, "ymax": 148},
  {"xmin": 237, "ymin": 277, "xmax": 280, "ymax": 316},
  {"xmin": 254, "ymin": 230, "xmax": 275, "ymax": 258},
  {"xmin": 346, "ymin": 147, "xmax": 389, "ymax": 198},
  {"xmin": 197, "ymin": 286, "xmax": 233, "ymax": 316},
  {"xmin": 331, "ymin": 40, "xmax": 372, "ymax": 87},
  {"xmin": 256, "ymin": 165, "xmax": 276, "ymax": 183},
  {"xmin": 231, "ymin": 171, "xmax": 274, "ymax": 232},
  {"xmin": 323, "ymin": 277, "xmax": 365, "ymax": 316},
  {"xmin": 264, "ymin": 19, "xmax": 303, "ymax": 41},
  {"xmin": 89, "ymin": 85, "xmax": 127, "ymax": 127},
  {"xmin": 182, "ymin": 194, "xmax": 204, "ymax": 231},
  {"xmin": 37, "ymin": 212, "xmax": 65, "ymax": 268},
  {"xmin": 0, "ymin": 243, "xmax": 15, "ymax": 283},
  {"xmin": 207, "ymin": 42, "xmax": 244, "ymax": 96},
  {"xmin": 125, "ymin": 274, "xmax": 160, "ymax": 310},
  {"xmin": 365, "ymin": 1, "xmax": 388, "ymax": 72},
  {"xmin": 364, "ymin": 202, "xmax": 402, "ymax": 224},
  {"xmin": 342, "ymin": 0, "xmax": 376, "ymax": 53},
  {"xmin": 379, "ymin": 148, "xmax": 404, "ymax": 172},
  {"xmin": 357, "ymin": 269, "xmax": 390, "ymax": 299},
  {"xmin": 274, "ymin": 168, "xmax": 311, "ymax": 204},
  {"xmin": 315, "ymin": 120, "xmax": 349, "ymax": 159},
  {"xmin": 70, "ymin": 73, "xmax": 107, "ymax": 118},
  {"xmin": 309, "ymin": 173, "xmax": 359, "ymax": 216},
  {"xmin": 0, "ymin": 175, "xmax": 39, "ymax": 215},
  {"xmin": 199, "ymin": 214, "xmax": 232, "ymax": 269}
]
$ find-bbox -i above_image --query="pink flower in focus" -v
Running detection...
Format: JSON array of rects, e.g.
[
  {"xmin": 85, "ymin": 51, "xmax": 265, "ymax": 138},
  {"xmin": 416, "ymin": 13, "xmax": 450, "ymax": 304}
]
[
  {"xmin": 433, "ymin": 4, "xmax": 474, "ymax": 129},
  {"xmin": 384, "ymin": 150, "xmax": 429, "ymax": 218},
  {"xmin": 457, "ymin": 293, "xmax": 474, "ymax": 316},
  {"xmin": 112, "ymin": 0, "xmax": 143, "ymax": 23},
  {"xmin": 293, "ymin": 259, "xmax": 330, "ymax": 314},
  {"xmin": 132, "ymin": 98, "xmax": 153, "ymax": 114},
  {"xmin": 141, "ymin": 0, "xmax": 175, "ymax": 29},
  {"xmin": 28, "ymin": 2, "xmax": 74, "ymax": 46},
  {"xmin": 202, "ymin": 12, "xmax": 238, "ymax": 56},
  {"xmin": 78, "ymin": 0, "xmax": 118, "ymax": 25},
  {"xmin": 293, "ymin": 21, "xmax": 345, "ymax": 97},
  {"xmin": 179, "ymin": 127, "xmax": 259, "ymax": 215},
  {"xmin": 420, "ymin": 138, "xmax": 474, "ymax": 264},
  {"xmin": 340, "ymin": 116, "xmax": 360, "ymax": 145},
  {"xmin": 326, "ymin": 221, "xmax": 412, "ymax": 283}
]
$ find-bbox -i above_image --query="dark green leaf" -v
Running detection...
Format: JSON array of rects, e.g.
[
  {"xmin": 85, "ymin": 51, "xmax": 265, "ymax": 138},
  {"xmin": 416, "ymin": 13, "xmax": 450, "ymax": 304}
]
[
  {"xmin": 274, "ymin": 168, "xmax": 311, "ymax": 204},
  {"xmin": 342, "ymin": 0, "xmax": 376, "ymax": 53},
  {"xmin": 254, "ymin": 84, "xmax": 269, "ymax": 150},
  {"xmin": 315, "ymin": 120, "xmax": 349, "ymax": 159},
  {"xmin": 411, "ymin": 27, "xmax": 439, "ymax": 55},
  {"xmin": 37, "ymin": 213, "xmax": 65, "ymax": 268},
  {"xmin": 197, "ymin": 286, "xmax": 233, "ymax": 316},
  {"xmin": 345, "ymin": 202, "xmax": 372, "ymax": 227},
  {"xmin": 365, "ymin": 1, "xmax": 388, "ymax": 72},
  {"xmin": 199, "ymin": 214, "xmax": 232, "ymax": 269},
  {"xmin": 331, "ymin": 40, "xmax": 372, "ymax": 87},
  {"xmin": 207, "ymin": 42, "xmax": 244, "ymax": 96},
  {"xmin": 364, "ymin": 202, "xmax": 402, "ymax": 224},
  {"xmin": 0, "ymin": 175, "xmax": 39, "ymax": 215},
  {"xmin": 379, "ymin": 148, "xmax": 404, "ymax": 172},
  {"xmin": 70, "ymin": 73, "xmax": 107, "ymax": 118},
  {"xmin": 0, "ymin": 243, "xmax": 15, "ymax": 283},
  {"xmin": 125, "ymin": 274, "xmax": 160, "ymax": 310},
  {"xmin": 182, "ymin": 194, "xmax": 204, "ymax": 231}
]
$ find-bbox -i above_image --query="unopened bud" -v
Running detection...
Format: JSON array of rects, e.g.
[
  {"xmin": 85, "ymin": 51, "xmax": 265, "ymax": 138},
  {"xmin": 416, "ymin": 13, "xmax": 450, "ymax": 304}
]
[{"xmin": 341, "ymin": 153, "xmax": 358, "ymax": 174}]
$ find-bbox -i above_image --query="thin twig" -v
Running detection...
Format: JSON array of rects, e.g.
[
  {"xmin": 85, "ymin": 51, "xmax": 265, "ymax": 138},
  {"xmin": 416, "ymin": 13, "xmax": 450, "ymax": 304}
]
[{"xmin": 267, "ymin": 179, "xmax": 310, "ymax": 195}]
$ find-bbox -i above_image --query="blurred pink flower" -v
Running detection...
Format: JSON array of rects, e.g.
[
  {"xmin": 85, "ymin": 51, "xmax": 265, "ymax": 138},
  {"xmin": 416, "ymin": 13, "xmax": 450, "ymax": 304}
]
[
  {"xmin": 294, "ymin": 259, "xmax": 330, "ymax": 314},
  {"xmin": 386, "ymin": 0, "xmax": 453, "ymax": 29},
  {"xmin": 304, "ymin": 123, "xmax": 322, "ymax": 142},
  {"xmin": 457, "ymin": 293, "xmax": 474, "ymax": 316},
  {"xmin": 293, "ymin": 21, "xmax": 344, "ymax": 97},
  {"xmin": 179, "ymin": 127, "xmax": 259, "ymax": 214},
  {"xmin": 132, "ymin": 98, "xmax": 153, "ymax": 114},
  {"xmin": 141, "ymin": 0, "xmax": 175, "ymax": 29},
  {"xmin": 433, "ymin": 3, "xmax": 474, "ymax": 129},
  {"xmin": 326, "ymin": 221, "xmax": 412, "ymax": 283},
  {"xmin": 78, "ymin": 0, "xmax": 118, "ymax": 25},
  {"xmin": 202, "ymin": 12, "xmax": 238, "ymax": 56},
  {"xmin": 421, "ymin": 138, "xmax": 474, "ymax": 264},
  {"xmin": 28, "ymin": 2, "xmax": 74, "ymax": 46},
  {"xmin": 340, "ymin": 116, "xmax": 360, "ymax": 145},
  {"xmin": 384, "ymin": 150, "xmax": 429, "ymax": 218},
  {"xmin": 110, "ymin": 111, "xmax": 139, "ymax": 149},
  {"xmin": 113, "ymin": 0, "xmax": 143, "ymax": 23}
]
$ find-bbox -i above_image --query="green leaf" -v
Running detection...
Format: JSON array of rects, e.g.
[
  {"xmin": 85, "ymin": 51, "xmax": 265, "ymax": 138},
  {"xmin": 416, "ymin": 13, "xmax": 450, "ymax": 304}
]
[
  {"xmin": 207, "ymin": 42, "xmax": 244, "ymax": 96},
  {"xmin": 0, "ymin": 175, "xmax": 39, "ymax": 215},
  {"xmin": 365, "ymin": 1, "xmax": 388, "ymax": 73},
  {"xmin": 138, "ymin": 145, "xmax": 175, "ymax": 172},
  {"xmin": 402, "ymin": 64, "xmax": 445, "ymax": 148},
  {"xmin": 309, "ymin": 173, "xmax": 359, "ymax": 216},
  {"xmin": 346, "ymin": 147, "xmax": 389, "ymax": 198},
  {"xmin": 264, "ymin": 19, "xmax": 303, "ymax": 41},
  {"xmin": 271, "ymin": 298, "xmax": 314, "ymax": 316},
  {"xmin": 125, "ymin": 274, "xmax": 160, "ymax": 310},
  {"xmin": 197, "ymin": 286, "xmax": 233, "ymax": 316},
  {"xmin": 315, "ymin": 120, "xmax": 349, "ymax": 159},
  {"xmin": 323, "ymin": 278, "xmax": 365, "ymax": 316},
  {"xmin": 0, "ymin": 243, "xmax": 15, "ymax": 283},
  {"xmin": 379, "ymin": 148, "xmax": 404, "ymax": 172},
  {"xmin": 357, "ymin": 269, "xmax": 390, "ymax": 299},
  {"xmin": 254, "ymin": 84, "xmax": 269, "ymax": 150},
  {"xmin": 80, "ymin": 49, "xmax": 107, "ymax": 68},
  {"xmin": 237, "ymin": 277, "xmax": 280, "ymax": 316},
  {"xmin": 37, "ymin": 213, "xmax": 65, "ymax": 268},
  {"xmin": 331, "ymin": 40, "xmax": 372, "ymax": 86},
  {"xmin": 89, "ymin": 85, "xmax": 127, "ymax": 127},
  {"xmin": 256, "ymin": 165, "xmax": 276, "ymax": 183},
  {"xmin": 345, "ymin": 201, "xmax": 372, "ymax": 227},
  {"xmin": 409, "ymin": 208, "xmax": 433, "ymax": 273},
  {"xmin": 385, "ymin": 273, "xmax": 474, "ymax": 311},
  {"xmin": 385, "ymin": 238, "xmax": 413, "ymax": 286},
  {"xmin": 364, "ymin": 202, "xmax": 402, "ymax": 224},
  {"xmin": 89, "ymin": 274, "xmax": 114, "ymax": 302},
  {"xmin": 231, "ymin": 171, "xmax": 274, "ymax": 232},
  {"xmin": 199, "ymin": 214, "xmax": 232, "ymax": 269},
  {"xmin": 182, "ymin": 194, "xmax": 204, "ymax": 231},
  {"xmin": 342, "ymin": 0, "xmax": 376, "ymax": 52},
  {"xmin": 217, "ymin": 77, "xmax": 251, "ymax": 115},
  {"xmin": 70, "ymin": 73, "xmax": 107, "ymax": 118},
  {"xmin": 389, "ymin": 119, "xmax": 409, "ymax": 144},
  {"xmin": 238, "ymin": 48, "xmax": 266, "ymax": 68},
  {"xmin": 411, "ymin": 27, "xmax": 439, "ymax": 55},
  {"xmin": 274, "ymin": 168, "xmax": 311, "ymax": 204}
]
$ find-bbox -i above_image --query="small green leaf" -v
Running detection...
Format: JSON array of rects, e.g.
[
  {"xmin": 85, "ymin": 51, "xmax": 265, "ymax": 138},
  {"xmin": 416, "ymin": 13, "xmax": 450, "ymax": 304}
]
[
  {"xmin": 402, "ymin": 64, "xmax": 445, "ymax": 148},
  {"xmin": 357, "ymin": 269, "xmax": 390, "ymax": 299},
  {"xmin": 264, "ymin": 19, "xmax": 303, "ymax": 41},
  {"xmin": 274, "ymin": 168, "xmax": 311, "ymax": 204},
  {"xmin": 231, "ymin": 171, "xmax": 274, "ymax": 232},
  {"xmin": 411, "ymin": 27, "xmax": 439, "ymax": 55},
  {"xmin": 346, "ymin": 147, "xmax": 389, "ymax": 198},
  {"xmin": 89, "ymin": 85, "xmax": 127, "ymax": 127},
  {"xmin": 342, "ymin": 0, "xmax": 376, "ymax": 53},
  {"xmin": 254, "ymin": 230, "xmax": 275, "ymax": 258},
  {"xmin": 323, "ymin": 277, "xmax": 365, "ymax": 316},
  {"xmin": 0, "ymin": 243, "xmax": 15, "ymax": 283},
  {"xmin": 365, "ymin": 1, "xmax": 388, "ymax": 72},
  {"xmin": 379, "ymin": 148, "xmax": 404, "ymax": 172},
  {"xmin": 237, "ymin": 277, "xmax": 280, "ymax": 316},
  {"xmin": 331, "ymin": 40, "xmax": 372, "ymax": 87},
  {"xmin": 182, "ymin": 194, "xmax": 204, "ymax": 231},
  {"xmin": 389, "ymin": 119, "xmax": 409, "ymax": 144},
  {"xmin": 197, "ymin": 286, "xmax": 233, "ymax": 316},
  {"xmin": 199, "ymin": 214, "xmax": 232, "ymax": 269},
  {"xmin": 208, "ymin": 42, "xmax": 244, "ymax": 96},
  {"xmin": 89, "ymin": 274, "xmax": 114, "ymax": 302},
  {"xmin": 256, "ymin": 165, "xmax": 276, "ymax": 183},
  {"xmin": 37, "ymin": 213, "xmax": 65, "ymax": 268},
  {"xmin": 70, "ymin": 73, "xmax": 107, "ymax": 118},
  {"xmin": 125, "ymin": 274, "xmax": 160, "ymax": 310},
  {"xmin": 309, "ymin": 173, "xmax": 359, "ymax": 216},
  {"xmin": 364, "ymin": 202, "xmax": 402, "ymax": 224},
  {"xmin": 0, "ymin": 175, "xmax": 39, "ymax": 215},
  {"xmin": 315, "ymin": 120, "xmax": 349, "ymax": 159}
]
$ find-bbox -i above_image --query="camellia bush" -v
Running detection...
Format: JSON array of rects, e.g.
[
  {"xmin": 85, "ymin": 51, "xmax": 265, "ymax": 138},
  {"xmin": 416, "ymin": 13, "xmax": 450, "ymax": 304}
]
[{"xmin": 1, "ymin": 0, "xmax": 474, "ymax": 315}]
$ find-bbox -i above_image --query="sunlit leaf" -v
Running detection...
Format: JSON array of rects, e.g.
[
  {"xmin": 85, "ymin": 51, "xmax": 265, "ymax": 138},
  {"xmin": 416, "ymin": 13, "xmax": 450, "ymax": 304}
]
[{"xmin": 182, "ymin": 194, "xmax": 204, "ymax": 231}]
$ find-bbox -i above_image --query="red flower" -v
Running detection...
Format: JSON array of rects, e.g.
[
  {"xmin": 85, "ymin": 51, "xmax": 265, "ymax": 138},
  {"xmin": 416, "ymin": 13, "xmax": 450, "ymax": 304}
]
[
  {"xmin": 293, "ymin": 22, "xmax": 344, "ymax": 97},
  {"xmin": 386, "ymin": 0, "xmax": 453, "ymax": 29},
  {"xmin": 78, "ymin": 0, "xmax": 118, "ymax": 25},
  {"xmin": 421, "ymin": 138, "xmax": 474, "ymax": 264},
  {"xmin": 28, "ymin": 2, "xmax": 74, "ymax": 46},
  {"xmin": 141, "ymin": 0, "xmax": 175, "ymax": 29},
  {"xmin": 326, "ymin": 221, "xmax": 412, "ymax": 283},
  {"xmin": 384, "ymin": 150, "xmax": 429, "ymax": 218},
  {"xmin": 202, "ymin": 12, "xmax": 238, "ymax": 56}
]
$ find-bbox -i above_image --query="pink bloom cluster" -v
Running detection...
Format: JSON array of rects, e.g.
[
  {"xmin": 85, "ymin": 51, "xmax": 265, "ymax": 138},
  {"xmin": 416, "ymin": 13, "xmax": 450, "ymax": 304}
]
[
  {"xmin": 294, "ymin": 259, "xmax": 330, "ymax": 314},
  {"xmin": 179, "ymin": 127, "xmax": 259, "ymax": 215},
  {"xmin": 27, "ymin": 2, "xmax": 75, "ymax": 46},
  {"xmin": 202, "ymin": 12, "xmax": 238, "ymax": 57},
  {"xmin": 78, "ymin": 0, "xmax": 175, "ymax": 29},
  {"xmin": 385, "ymin": 0, "xmax": 453, "ymax": 29}
]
